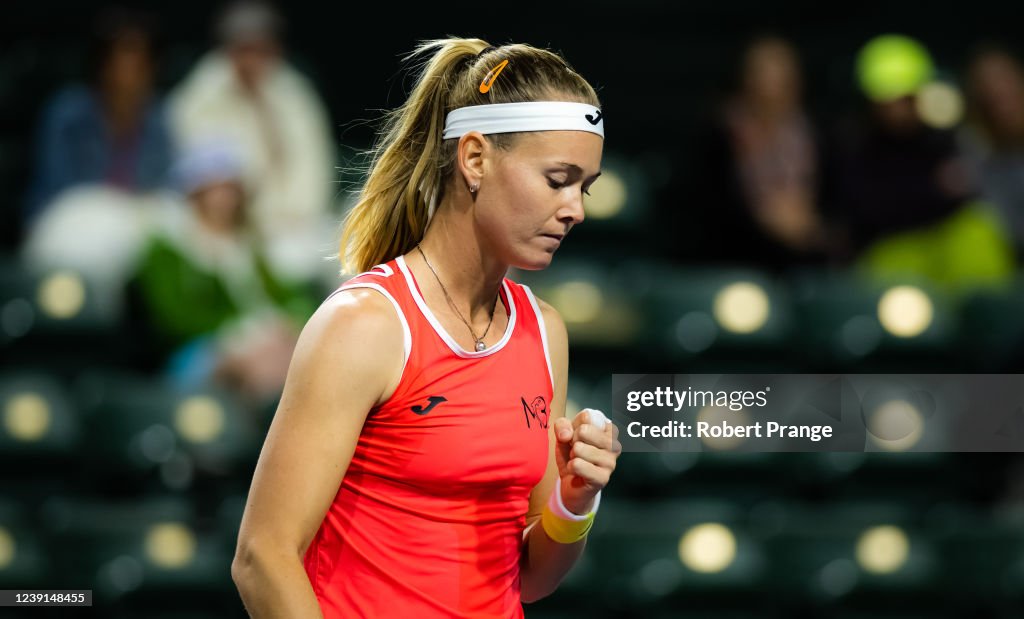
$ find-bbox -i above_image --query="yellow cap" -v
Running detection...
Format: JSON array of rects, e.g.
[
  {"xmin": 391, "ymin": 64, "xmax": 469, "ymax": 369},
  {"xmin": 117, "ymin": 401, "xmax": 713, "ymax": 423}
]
[{"xmin": 857, "ymin": 34, "xmax": 934, "ymax": 101}]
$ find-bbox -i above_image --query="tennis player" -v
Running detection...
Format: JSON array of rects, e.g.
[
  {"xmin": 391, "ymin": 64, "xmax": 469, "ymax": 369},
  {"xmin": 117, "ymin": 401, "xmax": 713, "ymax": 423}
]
[{"xmin": 231, "ymin": 37, "xmax": 621, "ymax": 618}]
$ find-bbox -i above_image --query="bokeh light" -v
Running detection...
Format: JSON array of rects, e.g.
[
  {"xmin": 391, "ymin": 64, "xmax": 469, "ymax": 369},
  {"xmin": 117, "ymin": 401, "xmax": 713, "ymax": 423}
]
[
  {"xmin": 3, "ymin": 392, "xmax": 51, "ymax": 442},
  {"xmin": 174, "ymin": 396, "xmax": 225, "ymax": 444},
  {"xmin": 584, "ymin": 169, "xmax": 628, "ymax": 219},
  {"xmin": 678, "ymin": 523, "xmax": 737, "ymax": 573},
  {"xmin": 676, "ymin": 311, "xmax": 718, "ymax": 353},
  {"xmin": 916, "ymin": 81, "xmax": 965, "ymax": 129},
  {"xmin": 877, "ymin": 286, "xmax": 933, "ymax": 338},
  {"xmin": 696, "ymin": 406, "xmax": 753, "ymax": 451},
  {"xmin": 713, "ymin": 282, "xmax": 770, "ymax": 334},
  {"xmin": 550, "ymin": 281, "xmax": 603, "ymax": 324},
  {"xmin": 36, "ymin": 271, "xmax": 86, "ymax": 320},
  {"xmin": 145, "ymin": 523, "xmax": 196, "ymax": 569},
  {"xmin": 867, "ymin": 399, "xmax": 925, "ymax": 451},
  {"xmin": 856, "ymin": 525, "xmax": 910, "ymax": 574},
  {"xmin": 0, "ymin": 527, "xmax": 15, "ymax": 569}
]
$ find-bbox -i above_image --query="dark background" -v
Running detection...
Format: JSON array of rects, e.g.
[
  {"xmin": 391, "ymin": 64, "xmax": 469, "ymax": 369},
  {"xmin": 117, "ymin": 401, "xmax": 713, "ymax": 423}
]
[{"xmin": 3, "ymin": 2, "xmax": 1024, "ymax": 618}]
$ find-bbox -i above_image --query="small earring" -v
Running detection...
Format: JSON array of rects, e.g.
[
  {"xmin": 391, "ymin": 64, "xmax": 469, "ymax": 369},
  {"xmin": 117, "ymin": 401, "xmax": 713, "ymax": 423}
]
[{"xmin": 470, "ymin": 183, "xmax": 479, "ymax": 194}]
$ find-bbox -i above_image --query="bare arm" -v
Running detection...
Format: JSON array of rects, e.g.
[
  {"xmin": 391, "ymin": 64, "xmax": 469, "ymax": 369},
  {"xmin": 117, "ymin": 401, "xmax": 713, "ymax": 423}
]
[
  {"xmin": 231, "ymin": 289, "xmax": 404, "ymax": 618},
  {"xmin": 519, "ymin": 299, "xmax": 621, "ymax": 603}
]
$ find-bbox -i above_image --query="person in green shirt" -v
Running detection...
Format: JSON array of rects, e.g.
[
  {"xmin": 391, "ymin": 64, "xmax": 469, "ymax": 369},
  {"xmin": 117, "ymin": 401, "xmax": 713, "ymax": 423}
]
[{"xmin": 131, "ymin": 139, "xmax": 318, "ymax": 408}]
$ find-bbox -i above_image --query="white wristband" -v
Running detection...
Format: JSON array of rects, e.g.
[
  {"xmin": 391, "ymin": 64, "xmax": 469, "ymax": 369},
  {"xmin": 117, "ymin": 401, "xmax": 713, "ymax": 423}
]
[{"xmin": 549, "ymin": 476, "xmax": 601, "ymax": 520}]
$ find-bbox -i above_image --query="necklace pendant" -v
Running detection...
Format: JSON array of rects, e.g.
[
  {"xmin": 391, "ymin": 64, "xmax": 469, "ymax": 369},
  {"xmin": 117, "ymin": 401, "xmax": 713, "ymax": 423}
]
[{"xmin": 475, "ymin": 340, "xmax": 486, "ymax": 352}]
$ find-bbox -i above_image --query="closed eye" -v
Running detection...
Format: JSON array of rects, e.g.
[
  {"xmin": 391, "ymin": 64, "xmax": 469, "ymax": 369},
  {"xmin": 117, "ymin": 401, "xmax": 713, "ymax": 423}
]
[{"xmin": 549, "ymin": 177, "xmax": 593, "ymax": 196}]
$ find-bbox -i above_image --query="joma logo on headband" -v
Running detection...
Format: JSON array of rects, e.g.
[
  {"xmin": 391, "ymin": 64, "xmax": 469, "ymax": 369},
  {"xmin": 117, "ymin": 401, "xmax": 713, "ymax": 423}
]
[{"xmin": 585, "ymin": 110, "xmax": 603, "ymax": 125}]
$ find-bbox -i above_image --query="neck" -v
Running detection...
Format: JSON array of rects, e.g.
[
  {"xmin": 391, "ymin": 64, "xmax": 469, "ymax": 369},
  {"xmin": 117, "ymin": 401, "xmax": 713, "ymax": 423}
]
[
  {"xmin": 102, "ymin": 91, "xmax": 146, "ymax": 135},
  {"xmin": 411, "ymin": 197, "xmax": 508, "ymax": 319},
  {"xmin": 736, "ymin": 96, "xmax": 795, "ymax": 126}
]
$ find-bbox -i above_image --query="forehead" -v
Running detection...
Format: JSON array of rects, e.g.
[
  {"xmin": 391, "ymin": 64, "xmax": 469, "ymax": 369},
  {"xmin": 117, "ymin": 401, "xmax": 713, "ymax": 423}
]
[
  {"xmin": 504, "ymin": 131, "xmax": 603, "ymax": 173},
  {"xmin": 977, "ymin": 54, "xmax": 1018, "ymax": 76}
]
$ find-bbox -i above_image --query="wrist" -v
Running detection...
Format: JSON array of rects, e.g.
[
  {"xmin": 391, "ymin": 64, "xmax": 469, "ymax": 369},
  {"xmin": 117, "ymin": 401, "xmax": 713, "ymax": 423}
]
[
  {"xmin": 541, "ymin": 478, "xmax": 600, "ymax": 544},
  {"xmin": 553, "ymin": 477, "xmax": 601, "ymax": 518},
  {"xmin": 561, "ymin": 484, "xmax": 595, "ymax": 516}
]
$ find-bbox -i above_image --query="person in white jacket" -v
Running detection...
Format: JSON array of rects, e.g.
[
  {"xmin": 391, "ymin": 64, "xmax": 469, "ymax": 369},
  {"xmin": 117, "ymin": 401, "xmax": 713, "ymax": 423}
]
[{"xmin": 168, "ymin": 0, "xmax": 337, "ymax": 284}]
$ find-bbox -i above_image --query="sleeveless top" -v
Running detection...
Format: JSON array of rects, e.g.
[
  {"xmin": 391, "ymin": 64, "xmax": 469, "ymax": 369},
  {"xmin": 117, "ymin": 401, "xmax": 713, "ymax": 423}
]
[{"xmin": 303, "ymin": 255, "xmax": 554, "ymax": 618}]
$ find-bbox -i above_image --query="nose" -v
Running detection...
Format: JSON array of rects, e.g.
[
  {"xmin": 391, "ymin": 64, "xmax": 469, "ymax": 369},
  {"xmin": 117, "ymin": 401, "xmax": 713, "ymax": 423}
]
[{"xmin": 558, "ymin": 193, "xmax": 586, "ymax": 228}]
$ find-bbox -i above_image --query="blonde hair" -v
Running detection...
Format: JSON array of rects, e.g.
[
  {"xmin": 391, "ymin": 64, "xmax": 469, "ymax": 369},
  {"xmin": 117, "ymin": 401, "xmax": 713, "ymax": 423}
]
[{"xmin": 338, "ymin": 37, "xmax": 601, "ymax": 274}]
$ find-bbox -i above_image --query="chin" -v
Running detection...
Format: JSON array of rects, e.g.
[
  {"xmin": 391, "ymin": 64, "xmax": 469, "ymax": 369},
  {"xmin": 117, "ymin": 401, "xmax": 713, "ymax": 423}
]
[{"xmin": 512, "ymin": 249, "xmax": 557, "ymax": 271}]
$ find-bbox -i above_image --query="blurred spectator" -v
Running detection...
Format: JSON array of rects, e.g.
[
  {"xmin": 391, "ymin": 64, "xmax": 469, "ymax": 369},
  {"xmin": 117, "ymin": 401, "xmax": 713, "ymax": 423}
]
[
  {"xmin": 962, "ymin": 44, "xmax": 1024, "ymax": 258},
  {"xmin": 683, "ymin": 35, "xmax": 829, "ymax": 270},
  {"xmin": 167, "ymin": 0, "xmax": 336, "ymax": 283},
  {"xmin": 823, "ymin": 34, "xmax": 1013, "ymax": 290},
  {"xmin": 23, "ymin": 7, "xmax": 174, "ymax": 224},
  {"xmin": 129, "ymin": 140, "xmax": 317, "ymax": 408},
  {"xmin": 21, "ymin": 184, "xmax": 163, "ymax": 320}
]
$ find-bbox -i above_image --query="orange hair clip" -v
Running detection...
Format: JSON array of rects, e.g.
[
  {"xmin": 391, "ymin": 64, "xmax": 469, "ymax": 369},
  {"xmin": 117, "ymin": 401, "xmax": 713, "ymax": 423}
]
[{"xmin": 479, "ymin": 59, "xmax": 509, "ymax": 94}]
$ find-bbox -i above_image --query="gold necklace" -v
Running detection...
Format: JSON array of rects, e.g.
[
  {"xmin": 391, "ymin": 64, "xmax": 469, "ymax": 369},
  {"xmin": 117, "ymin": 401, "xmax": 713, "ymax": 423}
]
[{"xmin": 417, "ymin": 246, "xmax": 499, "ymax": 352}]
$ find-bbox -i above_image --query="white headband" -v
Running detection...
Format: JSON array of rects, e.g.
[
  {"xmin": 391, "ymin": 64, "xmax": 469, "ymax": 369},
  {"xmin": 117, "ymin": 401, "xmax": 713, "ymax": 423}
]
[{"xmin": 442, "ymin": 102, "xmax": 605, "ymax": 140}]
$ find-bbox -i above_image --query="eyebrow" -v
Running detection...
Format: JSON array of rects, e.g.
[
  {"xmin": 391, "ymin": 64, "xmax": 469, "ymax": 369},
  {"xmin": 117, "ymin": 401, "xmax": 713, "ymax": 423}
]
[{"xmin": 555, "ymin": 162, "xmax": 602, "ymax": 180}]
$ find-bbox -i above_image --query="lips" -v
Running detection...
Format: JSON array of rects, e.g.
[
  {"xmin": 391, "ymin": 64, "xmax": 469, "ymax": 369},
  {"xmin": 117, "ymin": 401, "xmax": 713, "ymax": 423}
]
[{"xmin": 542, "ymin": 233, "xmax": 564, "ymax": 241}]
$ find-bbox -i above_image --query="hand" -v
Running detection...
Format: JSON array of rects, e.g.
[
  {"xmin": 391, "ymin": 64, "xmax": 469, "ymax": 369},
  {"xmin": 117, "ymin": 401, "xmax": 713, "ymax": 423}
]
[
  {"xmin": 215, "ymin": 316, "xmax": 299, "ymax": 401},
  {"xmin": 553, "ymin": 408, "xmax": 622, "ymax": 515},
  {"xmin": 757, "ymin": 189, "xmax": 823, "ymax": 250}
]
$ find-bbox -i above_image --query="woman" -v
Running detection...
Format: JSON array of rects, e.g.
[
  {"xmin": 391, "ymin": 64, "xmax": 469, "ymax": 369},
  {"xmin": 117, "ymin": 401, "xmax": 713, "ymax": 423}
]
[
  {"xmin": 168, "ymin": 0, "xmax": 336, "ymax": 283},
  {"xmin": 684, "ymin": 35, "xmax": 828, "ymax": 269},
  {"xmin": 25, "ymin": 7, "xmax": 174, "ymax": 223},
  {"xmin": 963, "ymin": 44, "xmax": 1024, "ymax": 257},
  {"xmin": 231, "ymin": 37, "xmax": 621, "ymax": 617},
  {"xmin": 131, "ymin": 139, "xmax": 315, "ymax": 407}
]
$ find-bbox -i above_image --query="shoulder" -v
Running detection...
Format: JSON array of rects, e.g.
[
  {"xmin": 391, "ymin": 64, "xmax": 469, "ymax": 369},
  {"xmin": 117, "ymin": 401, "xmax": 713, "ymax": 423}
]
[
  {"xmin": 508, "ymin": 281, "xmax": 566, "ymax": 339},
  {"xmin": 532, "ymin": 295, "xmax": 564, "ymax": 328},
  {"xmin": 43, "ymin": 86, "xmax": 95, "ymax": 124},
  {"xmin": 177, "ymin": 51, "xmax": 231, "ymax": 89},
  {"xmin": 272, "ymin": 60, "xmax": 323, "ymax": 99},
  {"xmin": 306, "ymin": 287, "xmax": 403, "ymax": 346},
  {"xmin": 290, "ymin": 287, "xmax": 405, "ymax": 404},
  {"xmin": 524, "ymin": 291, "xmax": 568, "ymax": 353},
  {"xmin": 168, "ymin": 52, "xmax": 232, "ymax": 109}
]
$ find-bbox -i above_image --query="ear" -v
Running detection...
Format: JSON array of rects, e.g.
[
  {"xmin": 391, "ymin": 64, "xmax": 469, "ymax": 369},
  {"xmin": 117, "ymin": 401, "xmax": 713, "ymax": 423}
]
[{"xmin": 456, "ymin": 131, "xmax": 488, "ymax": 191}]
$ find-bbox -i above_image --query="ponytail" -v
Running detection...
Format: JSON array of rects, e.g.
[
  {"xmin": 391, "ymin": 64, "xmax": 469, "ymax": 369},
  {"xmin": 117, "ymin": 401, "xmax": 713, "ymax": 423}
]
[{"xmin": 339, "ymin": 39, "xmax": 487, "ymax": 273}]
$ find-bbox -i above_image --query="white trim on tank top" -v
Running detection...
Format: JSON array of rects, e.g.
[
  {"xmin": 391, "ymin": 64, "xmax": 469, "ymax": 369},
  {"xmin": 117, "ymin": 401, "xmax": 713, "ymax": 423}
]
[
  {"xmin": 395, "ymin": 254, "xmax": 516, "ymax": 359},
  {"xmin": 520, "ymin": 284, "xmax": 554, "ymax": 394},
  {"xmin": 325, "ymin": 264, "xmax": 409, "ymax": 379},
  {"xmin": 331, "ymin": 282, "xmax": 413, "ymax": 374}
]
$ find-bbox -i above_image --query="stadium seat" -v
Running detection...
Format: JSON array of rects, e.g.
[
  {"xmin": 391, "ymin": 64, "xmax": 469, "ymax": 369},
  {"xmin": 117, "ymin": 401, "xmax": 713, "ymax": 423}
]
[
  {"xmin": 627, "ymin": 262, "xmax": 795, "ymax": 368},
  {"xmin": 0, "ymin": 499, "xmax": 49, "ymax": 589},
  {"xmin": 789, "ymin": 271, "xmax": 957, "ymax": 370},
  {"xmin": 73, "ymin": 371, "xmax": 260, "ymax": 491},
  {"xmin": 39, "ymin": 496, "xmax": 233, "ymax": 605},
  {"xmin": 0, "ymin": 371, "xmax": 80, "ymax": 484},
  {"xmin": 0, "ymin": 259, "xmax": 130, "ymax": 371}
]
